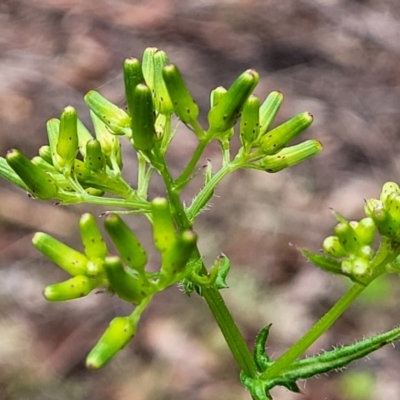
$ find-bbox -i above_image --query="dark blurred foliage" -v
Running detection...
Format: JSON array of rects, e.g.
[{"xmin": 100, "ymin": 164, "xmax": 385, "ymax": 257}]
[{"xmin": 1, "ymin": 0, "xmax": 400, "ymax": 399}]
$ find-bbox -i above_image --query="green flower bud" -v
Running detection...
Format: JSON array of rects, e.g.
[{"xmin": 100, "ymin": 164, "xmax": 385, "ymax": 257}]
[
  {"xmin": 259, "ymin": 112, "xmax": 313, "ymax": 155},
  {"xmin": 364, "ymin": 198, "xmax": 381, "ymax": 218},
  {"xmin": 44, "ymin": 275, "xmax": 96, "ymax": 302},
  {"xmin": 104, "ymin": 256, "xmax": 147, "ymax": 303},
  {"xmin": 46, "ymin": 118, "xmax": 60, "ymax": 165},
  {"xmin": 354, "ymin": 217, "xmax": 376, "ymax": 245},
  {"xmin": 86, "ymin": 316, "xmax": 136, "ymax": 369},
  {"xmin": 6, "ymin": 149, "xmax": 58, "ymax": 200},
  {"xmin": 56, "ymin": 106, "xmax": 79, "ymax": 171},
  {"xmin": 84, "ymin": 139, "xmax": 106, "ymax": 173},
  {"xmin": 161, "ymin": 230, "xmax": 197, "ymax": 276},
  {"xmin": 209, "ymin": 87, "xmax": 234, "ymax": 142},
  {"xmin": 342, "ymin": 256, "xmax": 370, "ymax": 278},
  {"xmin": 104, "ymin": 213, "xmax": 147, "ymax": 272},
  {"xmin": 84, "ymin": 90, "xmax": 131, "ymax": 136},
  {"xmin": 240, "ymin": 94, "xmax": 260, "ymax": 150},
  {"xmin": 153, "ymin": 50, "xmax": 174, "ymax": 115},
  {"xmin": 130, "ymin": 84, "xmax": 156, "ymax": 151},
  {"xmin": 142, "ymin": 47, "xmax": 157, "ymax": 92},
  {"xmin": 32, "ymin": 232, "xmax": 88, "ymax": 276},
  {"xmin": 90, "ymin": 111, "xmax": 123, "ymax": 170},
  {"xmin": 334, "ymin": 221, "xmax": 359, "ymax": 254},
  {"xmin": 259, "ymin": 140, "xmax": 322, "ymax": 173},
  {"xmin": 380, "ymin": 181, "xmax": 400, "ymax": 203},
  {"xmin": 0, "ymin": 157, "xmax": 28, "ymax": 191},
  {"xmin": 79, "ymin": 213, "xmax": 107, "ymax": 260},
  {"xmin": 259, "ymin": 91, "xmax": 284, "ymax": 137},
  {"xmin": 322, "ymin": 236, "xmax": 348, "ymax": 258},
  {"xmin": 38, "ymin": 145, "xmax": 53, "ymax": 165},
  {"xmin": 123, "ymin": 57, "xmax": 144, "ymax": 117},
  {"xmin": 151, "ymin": 197, "xmax": 177, "ymax": 253},
  {"xmin": 162, "ymin": 64, "xmax": 199, "ymax": 124},
  {"xmin": 207, "ymin": 69, "xmax": 259, "ymax": 134},
  {"xmin": 386, "ymin": 193, "xmax": 400, "ymax": 227}
]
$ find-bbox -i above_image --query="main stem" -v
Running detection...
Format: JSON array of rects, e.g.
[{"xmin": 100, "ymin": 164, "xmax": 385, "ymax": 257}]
[{"xmin": 154, "ymin": 150, "xmax": 258, "ymax": 377}]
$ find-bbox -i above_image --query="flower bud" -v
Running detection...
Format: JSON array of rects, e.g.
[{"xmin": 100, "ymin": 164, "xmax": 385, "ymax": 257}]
[
  {"xmin": 259, "ymin": 112, "xmax": 313, "ymax": 155},
  {"xmin": 84, "ymin": 139, "xmax": 106, "ymax": 173},
  {"xmin": 86, "ymin": 316, "xmax": 136, "ymax": 369},
  {"xmin": 44, "ymin": 275, "xmax": 96, "ymax": 302},
  {"xmin": 104, "ymin": 256, "xmax": 147, "ymax": 303},
  {"xmin": 334, "ymin": 221, "xmax": 359, "ymax": 254},
  {"xmin": 354, "ymin": 217, "xmax": 376, "ymax": 245},
  {"xmin": 259, "ymin": 91, "xmax": 283, "ymax": 137},
  {"xmin": 56, "ymin": 106, "xmax": 79, "ymax": 171},
  {"xmin": 79, "ymin": 213, "xmax": 108, "ymax": 260},
  {"xmin": 240, "ymin": 94, "xmax": 260, "ymax": 151},
  {"xmin": 153, "ymin": 50, "xmax": 174, "ymax": 115},
  {"xmin": 0, "ymin": 157, "xmax": 28, "ymax": 191},
  {"xmin": 77, "ymin": 118, "xmax": 95, "ymax": 158},
  {"xmin": 162, "ymin": 64, "xmax": 199, "ymax": 124},
  {"xmin": 38, "ymin": 145, "xmax": 53, "ymax": 165},
  {"xmin": 259, "ymin": 140, "xmax": 322, "ymax": 172},
  {"xmin": 104, "ymin": 213, "xmax": 147, "ymax": 272},
  {"xmin": 123, "ymin": 57, "xmax": 144, "ymax": 117},
  {"xmin": 380, "ymin": 181, "xmax": 400, "ymax": 204},
  {"xmin": 151, "ymin": 197, "xmax": 177, "ymax": 253},
  {"xmin": 209, "ymin": 87, "xmax": 234, "ymax": 142},
  {"xmin": 142, "ymin": 47, "xmax": 157, "ymax": 92},
  {"xmin": 130, "ymin": 84, "xmax": 156, "ymax": 151},
  {"xmin": 32, "ymin": 232, "xmax": 88, "ymax": 276},
  {"xmin": 84, "ymin": 90, "xmax": 131, "ymax": 136},
  {"xmin": 6, "ymin": 149, "xmax": 58, "ymax": 200},
  {"xmin": 207, "ymin": 69, "xmax": 259, "ymax": 134},
  {"xmin": 322, "ymin": 236, "xmax": 347, "ymax": 258},
  {"xmin": 161, "ymin": 230, "xmax": 197, "ymax": 277}
]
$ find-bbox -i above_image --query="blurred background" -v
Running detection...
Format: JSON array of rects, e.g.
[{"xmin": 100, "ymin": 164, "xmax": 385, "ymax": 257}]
[{"xmin": 1, "ymin": 0, "xmax": 400, "ymax": 399}]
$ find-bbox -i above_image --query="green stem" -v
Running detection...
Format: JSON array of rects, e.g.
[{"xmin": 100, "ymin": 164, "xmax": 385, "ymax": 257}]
[
  {"xmin": 155, "ymin": 150, "xmax": 257, "ymax": 377},
  {"xmin": 261, "ymin": 283, "xmax": 366, "ymax": 380},
  {"xmin": 174, "ymin": 139, "xmax": 208, "ymax": 191}
]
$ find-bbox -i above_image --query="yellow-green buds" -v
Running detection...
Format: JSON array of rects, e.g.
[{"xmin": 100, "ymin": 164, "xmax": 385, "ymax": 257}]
[
  {"xmin": 104, "ymin": 256, "xmax": 147, "ymax": 303},
  {"xmin": 0, "ymin": 157, "xmax": 29, "ymax": 191},
  {"xmin": 38, "ymin": 145, "xmax": 53, "ymax": 165},
  {"xmin": 84, "ymin": 90, "xmax": 131, "ymax": 136},
  {"xmin": 151, "ymin": 197, "xmax": 177, "ymax": 253},
  {"xmin": 90, "ymin": 111, "xmax": 122, "ymax": 171},
  {"xmin": 86, "ymin": 316, "xmax": 136, "ymax": 369},
  {"xmin": 130, "ymin": 84, "xmax": 156, "ymax": 151},
  {"xmin": 142, "ymin": 47, "xmax": 157, "ymax": 92},
  {"xmin": 123, "ymin": 57, "xmax": 144, "ymax": 117},
  {"xmin": 259, "ymin": 91, "xmax": 284, "ymax": 137},
  {"xmin": 207, "ymin": 69, "xmax": 259, "ymax": 134},
  {"xmin": 84, "ymin": 139, "xmax": 106, "ymax": 173},
  {"xmin": 44, "ymin": 275, "xmax": 96, "ymax": 302},
  {"xmin": 32, "ymin": 232, "xmax": 88, "ymax": 276},
  {"xmin": 153, "ymin": 50, "xmax": 174, "ymax": 115},
  {"xmin": 162, "ymin": 64, "xmax": 199, "ymax": 124},
  {"xmin": 161, "ymin": 230, "xmax": 197, "ymax": 276},
  {"xmin": 79, "ymin": 213, "xmax": 107, "ymax": 261},
  {"xmin": 365, "ymin": 182, "xmax": 400, "ymax": 241},
  {"xmin": 259, "ymin": 140, "xmax": 322, "ymax": 173},
  {"xmin": 104, "ymin": 213, "xmax": 148, "ymax": 273},
  {"xmin": 240, "ymin": 95, "xmax": 260, "ymax": 151},
  {"xmin": 260, "ymin": 112, "xmax": 313, "ymax": 155},
  {"xmin": 6, "ymin": 149, "xmax": 58, "ymax": 200},
  {"xmin": 322, "ymin": 236, "xmax": 348, "ymax": 258},
  {"xmin": 56, "ymin": 106, "xmax": 79, "ymax": 172}
]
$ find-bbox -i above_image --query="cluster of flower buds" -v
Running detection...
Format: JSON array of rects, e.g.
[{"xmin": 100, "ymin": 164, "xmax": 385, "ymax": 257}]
[
  {"xmin": 303, "ymin": 212, "xmax": 377, "ymax": 284},
  {"xmin": 31, "ymin": 196, "xmax": 198, "ymax": 368},
  {"xmin": 304, "ymin": 182, "xmax": 400, "ymax": 283},
  {"xmin": 1, "ymin": 103, "xmax": 129, "ymax": 203}
]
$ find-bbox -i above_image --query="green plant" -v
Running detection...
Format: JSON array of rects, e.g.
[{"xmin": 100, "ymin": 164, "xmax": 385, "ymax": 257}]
[{"xmin": 1, "ymin": 47, "xmax": 400, "ymax": 399}]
